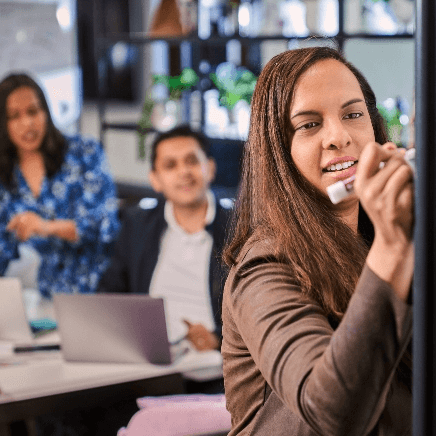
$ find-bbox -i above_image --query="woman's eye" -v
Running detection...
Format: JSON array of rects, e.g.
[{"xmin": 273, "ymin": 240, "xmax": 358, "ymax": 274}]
[
  {"xmin": 297, "ymin": 122, "xmax": 318, "ymax": 131},
  {"xmin": 344, "ymin": 112, "xmax": 362, "ymax": 120}
]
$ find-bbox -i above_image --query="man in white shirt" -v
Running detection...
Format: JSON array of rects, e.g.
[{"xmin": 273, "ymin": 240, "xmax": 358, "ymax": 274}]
[{"xmin": 99, "ymin": 125, "xmax": 232, "ymax": 351}]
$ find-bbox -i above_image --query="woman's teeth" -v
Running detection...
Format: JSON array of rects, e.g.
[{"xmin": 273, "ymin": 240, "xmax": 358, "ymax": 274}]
[{"xmin": 325, "ymin": 161, "xmax": 355, "ymax": 172}]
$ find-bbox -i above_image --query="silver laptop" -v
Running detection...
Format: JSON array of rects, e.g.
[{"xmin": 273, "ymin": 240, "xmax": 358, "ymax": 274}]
[
  {"xmin": 0, "ymin": 278, "xmax": 34, "ymax": 343},
  {"xmin": 53, "ymin": 293, "xmax": 174, "ymax": 365}
]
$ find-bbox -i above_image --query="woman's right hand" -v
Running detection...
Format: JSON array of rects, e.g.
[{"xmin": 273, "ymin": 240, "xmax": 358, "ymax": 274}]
[
  {"xmin": 7, "ymin": 212, "xmax": 78, "ymax": 242},
  {"xmin": 354, "ymin": 142, "xmax": 414, "ymax": 302},
  {"xmin": 6, "ymin": 211, "xmax": 48, "ymax": 241}
]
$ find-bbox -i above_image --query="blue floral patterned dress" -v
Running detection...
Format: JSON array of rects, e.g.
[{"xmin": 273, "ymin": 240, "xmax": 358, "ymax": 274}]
[{"xmin": 0, "ymin": 135, "xmax": 120, "ymax": 297}]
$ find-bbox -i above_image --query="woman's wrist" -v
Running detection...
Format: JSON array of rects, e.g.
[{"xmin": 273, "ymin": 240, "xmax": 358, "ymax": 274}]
[
  {"xmin": 367, "ymin": 239, "xmax": 414, "ymax": 302},
  {"xmin": 38, "ymin": 219, "xmax": 78, "ymax": 242},
  {"xmin": 40, "ymin": 219, "xmax": 52, "ymax": 237}
]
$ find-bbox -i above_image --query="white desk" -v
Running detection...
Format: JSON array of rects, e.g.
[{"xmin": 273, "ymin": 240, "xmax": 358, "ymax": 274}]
[
  {"xmin": 0, "ymin": 346, "xmax": 223, "ymax": 427},
  {"xmin": 0, "ymin": 286, "xmax": 223, "ymax": 431}
]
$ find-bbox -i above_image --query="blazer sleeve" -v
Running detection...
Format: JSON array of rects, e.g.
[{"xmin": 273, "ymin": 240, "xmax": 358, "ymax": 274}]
[
  {"xmin": 210, "ymin": 203, "xmax": 232, "ymax": 347},
  {"xmin": 97, "ymin": 211, "xmax": 132, "ymax": 294},
  {"xmin": 226, "ymin": 253, "xmax": 412, "ymax": 436}
]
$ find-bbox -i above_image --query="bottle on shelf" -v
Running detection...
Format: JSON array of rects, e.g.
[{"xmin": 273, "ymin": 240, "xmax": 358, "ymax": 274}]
[
  {"xmin": 279, "ymin": 0, "xmax": 308, "ymax": 37},
  {"xmin": 198, "ymin": 0, "xmax": 238, "ymax": 38},
  {"xmin": 362, "ymin": 0, "xmax": 398, "ymax": 35},
  {"xmin": 390, "ymin": 0, "xmax": 415, "ymax": 34},
  {"xmin": 238, "ymin": 0, "xmax": 263, "ymax": 37}
]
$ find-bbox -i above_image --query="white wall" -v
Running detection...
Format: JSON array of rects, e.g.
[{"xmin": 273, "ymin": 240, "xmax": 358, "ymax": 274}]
[
  {"xmin": 344, "ymin": 39, "xmax": 414, "ymax": 112},
  {"xmin": 0, "ymin": 0, "xmax": 80, "ymax": 133},
  {"xmin": 80, "ymin": 102, "xmax": 152, "ymax": 186}
]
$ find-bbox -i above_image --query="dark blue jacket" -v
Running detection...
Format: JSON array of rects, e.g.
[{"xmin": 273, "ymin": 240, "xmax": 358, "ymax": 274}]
[{"xmin": 98, "ymin": 195, "xmax": 232, "ymax": 341}]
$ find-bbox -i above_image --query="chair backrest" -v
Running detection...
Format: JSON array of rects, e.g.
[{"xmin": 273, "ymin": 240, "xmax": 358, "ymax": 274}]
[{"xmin": 117, "ymin": 394, "xmax": 231, "ymax": 436}]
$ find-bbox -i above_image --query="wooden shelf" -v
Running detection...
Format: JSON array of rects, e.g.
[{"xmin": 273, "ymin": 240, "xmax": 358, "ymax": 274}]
[
  {"xmin": 94, "ymin": 0, "xmax": 415, "ymax": 190},
  {"xmin": 99, "ymin": 31, "xmax": 414, "ymax": 47}
]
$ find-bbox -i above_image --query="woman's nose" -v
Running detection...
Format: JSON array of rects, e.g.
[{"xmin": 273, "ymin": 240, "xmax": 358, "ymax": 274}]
[
  {"xmin": 21, "ymin": 114, "xmax": 34, "ymax": 128},
  {"xmin": 322, "ymin": 119, "xmax": 352, "ymax": 150}
]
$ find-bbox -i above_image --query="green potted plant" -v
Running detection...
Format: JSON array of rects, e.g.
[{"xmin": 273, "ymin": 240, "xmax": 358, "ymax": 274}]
[
  {"xmin": 209, "ymin": 62, "xmax": 257, "ymax": 114},
  {"xmin": 137, "ymin": 68, "xmax": 199, "ymax": 159}
]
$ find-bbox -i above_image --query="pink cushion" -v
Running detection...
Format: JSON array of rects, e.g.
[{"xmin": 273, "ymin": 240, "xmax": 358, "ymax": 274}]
[{"xmin": 117, "ymin": 394, "xmax": 231, "ymax": 436}]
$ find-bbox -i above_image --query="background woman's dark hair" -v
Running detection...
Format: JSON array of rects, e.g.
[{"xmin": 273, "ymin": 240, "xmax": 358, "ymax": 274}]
[
  {"xmin": 150, "ymin": 124, "xmax": 211, "ymax": 170},
  {"xmin": 223, "ymin": 46, "xmax": 388, "ymax": 321},
  {"xmin": 0, "ymin": 73, "xmax": 67, "ymax": 189}
]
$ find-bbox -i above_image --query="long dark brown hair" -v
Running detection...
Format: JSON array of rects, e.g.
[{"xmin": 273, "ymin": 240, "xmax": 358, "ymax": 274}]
[
  {"xmin": 0, "ymin": 73, "xmax": 67, "ymax": 189},
  {"xmin": 223, "ymin": 47, "xmax": 388, "ymax": 321}
]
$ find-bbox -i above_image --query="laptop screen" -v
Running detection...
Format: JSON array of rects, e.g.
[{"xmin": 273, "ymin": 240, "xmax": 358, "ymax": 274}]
[
  {"xmin": 53, "ymin": 293, "xmax": 173, "ymax": 365},
  {"xmin": 0, "ymin": 278, "xmax": 34, "ymax": 343}
]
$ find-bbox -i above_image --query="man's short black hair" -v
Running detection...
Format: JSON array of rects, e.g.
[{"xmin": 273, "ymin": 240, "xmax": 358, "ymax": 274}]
[{"xmin": 150, "ymin": 125, "xmax": 211, "ymax": 170}]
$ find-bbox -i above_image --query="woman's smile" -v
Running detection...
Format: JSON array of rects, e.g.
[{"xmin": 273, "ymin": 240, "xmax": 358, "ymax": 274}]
[{"xmin": 322, "ymin": 157, "xmax": 358, "ymax": 180}]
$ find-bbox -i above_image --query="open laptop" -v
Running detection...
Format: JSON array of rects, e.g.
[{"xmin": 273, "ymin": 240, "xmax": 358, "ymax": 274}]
[
  {"xmin": 0, "ymin": 278, "xmax": 58, "ymax": 347},
  {"xmin": 0, "ymin": 277, "xmax": 36, "ymax": 343},
  {"xmin": 53, "ymin": 293, "xmax": 178, "ymax": 365}
]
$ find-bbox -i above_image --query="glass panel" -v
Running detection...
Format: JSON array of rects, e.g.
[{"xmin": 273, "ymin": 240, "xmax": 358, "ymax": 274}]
[
  {"xmin": 0, "ymin": 0, "xmax": 80, "ymax": 133},
  {"xmin": 344, "ymin": 39, "xmax": 415, "ymax": 147}
]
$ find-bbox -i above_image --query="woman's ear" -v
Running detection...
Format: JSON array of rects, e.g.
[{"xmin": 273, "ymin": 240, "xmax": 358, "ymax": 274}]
[{"xmin": 149, "ymin": 170, "xmax": 162, "ymax": 193}]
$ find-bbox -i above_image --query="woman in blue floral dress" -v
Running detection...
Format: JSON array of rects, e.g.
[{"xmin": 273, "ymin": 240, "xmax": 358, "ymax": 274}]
[{"xmin": 0, "ymin": 73, "xmax": 120, "ymax": 297}]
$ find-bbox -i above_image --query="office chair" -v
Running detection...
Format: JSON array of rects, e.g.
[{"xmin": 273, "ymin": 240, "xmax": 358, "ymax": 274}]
[{"xmin": 117, "ymin": 393, "xmax": 231, "ymax": 436}]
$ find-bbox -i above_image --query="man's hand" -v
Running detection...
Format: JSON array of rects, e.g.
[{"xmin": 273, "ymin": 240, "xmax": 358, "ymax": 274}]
[{"xmin": 183, "ymin": 319, "xmax": 219, "ymax": 351}]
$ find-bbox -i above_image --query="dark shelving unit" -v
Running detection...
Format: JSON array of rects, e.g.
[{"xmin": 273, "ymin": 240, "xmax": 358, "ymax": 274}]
[{"xmin": 91, "ymin": 0, "xmax": 414, "ymax": 196}]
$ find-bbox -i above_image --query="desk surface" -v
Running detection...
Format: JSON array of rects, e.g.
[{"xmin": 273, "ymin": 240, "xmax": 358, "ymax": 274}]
[
  {"xmin": 0, "ymin": 346, "xmax": 222, "ymax": 425},
  {"xmin": 0, "ymin": 347, "xmax": 222, "ymax": 404},
  {"xmin": 0, "ymin": 290, "xmax": 224, "ymax": 425}
]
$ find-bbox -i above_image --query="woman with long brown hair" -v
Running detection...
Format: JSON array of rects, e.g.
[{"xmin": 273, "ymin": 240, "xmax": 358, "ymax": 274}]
[
  {"xmin": 0, "ymin": 73, "xmax": 120, "ymax": 297},
  {"xmin": 221, "ymin": 46, "xmax": 413, "ymax": 435}
]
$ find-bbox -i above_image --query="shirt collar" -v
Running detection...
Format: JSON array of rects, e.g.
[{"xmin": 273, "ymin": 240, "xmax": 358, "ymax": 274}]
[{"xmin": 164, "ymin": 190, "xmax": 216, "ymax": 234}]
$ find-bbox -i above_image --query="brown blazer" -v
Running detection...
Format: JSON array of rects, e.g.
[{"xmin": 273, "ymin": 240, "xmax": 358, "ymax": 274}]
[{"xmin": 221, "ymin": 239, "xmax": 412, "ymax": 436}]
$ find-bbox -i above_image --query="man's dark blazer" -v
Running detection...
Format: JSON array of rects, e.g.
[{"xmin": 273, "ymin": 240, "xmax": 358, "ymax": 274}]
[{"xmin": 97, "ymin": 194, "xmax": 233, "ymax": 341}]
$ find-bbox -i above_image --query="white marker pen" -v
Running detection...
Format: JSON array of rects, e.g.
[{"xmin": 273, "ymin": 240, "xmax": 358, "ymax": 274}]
[{"xmin": 327, "ymin": 148, "xmax": 416, "ymax": 205}]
